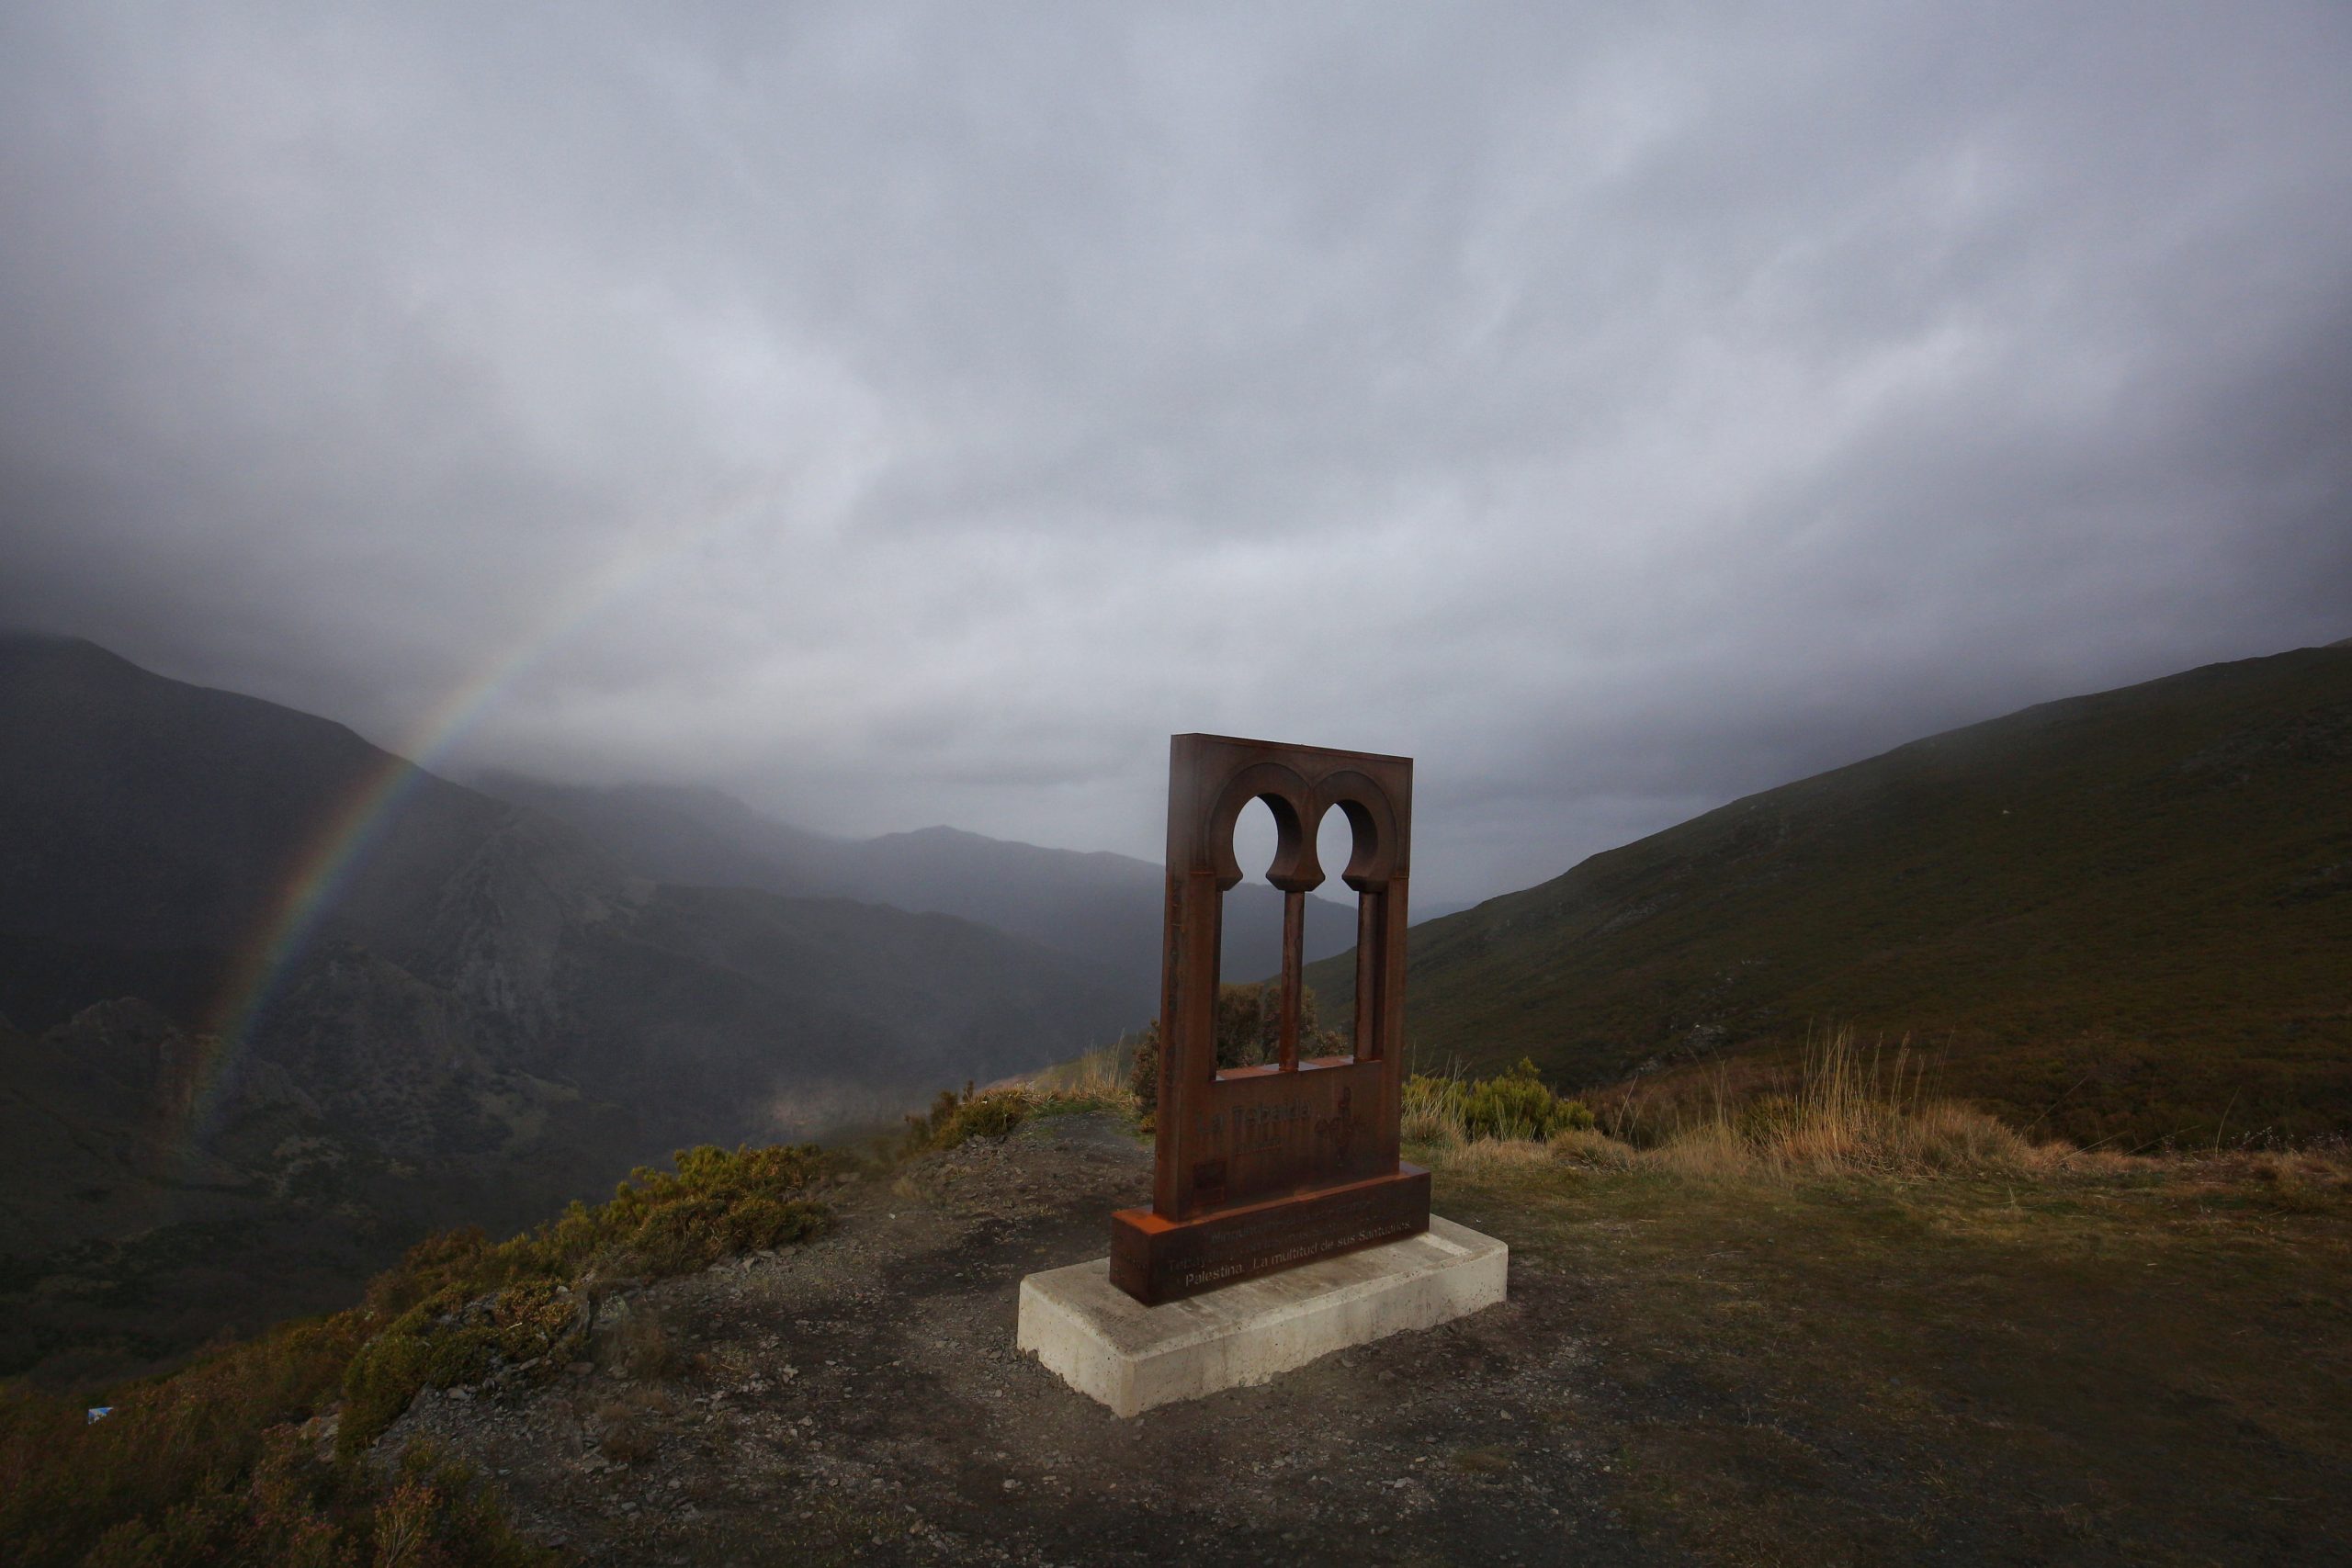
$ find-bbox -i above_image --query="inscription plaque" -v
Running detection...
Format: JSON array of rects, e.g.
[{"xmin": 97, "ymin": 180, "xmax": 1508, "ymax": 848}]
[{"xmin": 1110, "ymin": 733, "xmax": 1428, "ymax": 1304}]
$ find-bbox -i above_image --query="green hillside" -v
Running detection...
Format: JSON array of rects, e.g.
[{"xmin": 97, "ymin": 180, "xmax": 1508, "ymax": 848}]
[{"xmin": 1309, "ymin": 642, "xmax": 2352, "ymax": 1146}]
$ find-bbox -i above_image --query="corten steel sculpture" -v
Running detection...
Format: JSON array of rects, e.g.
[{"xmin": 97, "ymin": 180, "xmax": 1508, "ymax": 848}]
[{"xmin": 1110, "ymin": 734, "xmax": 1429, "ymax": 1304}]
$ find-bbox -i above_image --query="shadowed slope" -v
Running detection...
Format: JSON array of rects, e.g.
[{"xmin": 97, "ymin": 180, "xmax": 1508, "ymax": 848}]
[{"xmin": 1309, "ymin": 641, "xmax": 2352, "ymax": 1145}]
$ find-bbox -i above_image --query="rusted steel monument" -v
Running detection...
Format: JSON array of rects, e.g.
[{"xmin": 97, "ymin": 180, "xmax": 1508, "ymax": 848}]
[{"xmin": 1110, "ymin": 733, "xmax": 1430, "ymax": 1304}]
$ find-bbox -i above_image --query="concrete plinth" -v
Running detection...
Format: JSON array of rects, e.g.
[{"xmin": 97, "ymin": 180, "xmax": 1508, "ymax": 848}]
[{"xmin": 1017, "ymin": 1213, "xmax": 1506, "ymax": 1417}]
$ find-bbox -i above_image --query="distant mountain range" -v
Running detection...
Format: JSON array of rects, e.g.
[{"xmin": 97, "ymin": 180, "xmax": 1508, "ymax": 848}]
[
  {"xmin": 469, "ymin": 774, "xmax": 1360, "ymax": 1013},
  {"xmin": 1310, "ymin": 641, "xmax": 2352, "ymax": 1147},
  {"xmin": 0, "ymin": 634, "xmax": 1183, "ymax": 1377}
]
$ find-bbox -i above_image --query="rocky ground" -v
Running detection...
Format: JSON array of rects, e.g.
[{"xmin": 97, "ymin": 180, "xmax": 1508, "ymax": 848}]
[{"xmin": 380, "ymin": 1111, "xmax": 1638, "ymax": 1566}]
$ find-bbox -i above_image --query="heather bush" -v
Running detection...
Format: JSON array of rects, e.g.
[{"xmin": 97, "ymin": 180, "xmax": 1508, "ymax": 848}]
[
  {"xmin": 905, "ymin": 1081, "xmax": 1033, "ymax": 1151},
  {"xmin": 0, "ymin": 1326, "xmax": 546, "ymax": 1567},
  {"xmin": 339, "ymin": 1143, "xmax": 827, "ymax": 1456},
  {"xmin": 541, "ymin": 1143, "xmax": 830, "ymax": 1279}
]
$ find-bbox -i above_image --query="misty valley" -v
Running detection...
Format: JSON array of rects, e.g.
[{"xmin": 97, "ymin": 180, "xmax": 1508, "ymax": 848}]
[{"xmin": 0, "ymin": 633, "xmax": 1369, "ymax": 1383}]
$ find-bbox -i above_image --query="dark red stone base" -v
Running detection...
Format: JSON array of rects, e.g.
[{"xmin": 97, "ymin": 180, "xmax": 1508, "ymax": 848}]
[{"xmin": 1108, "ymin": 1165, "xmax": 1430, "ymax": 1305}]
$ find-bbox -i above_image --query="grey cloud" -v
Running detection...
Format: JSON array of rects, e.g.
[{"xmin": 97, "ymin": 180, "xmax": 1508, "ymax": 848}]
[{"xmin": 2, "ymin": 1, "xmax": 2346, "ymax": 904}]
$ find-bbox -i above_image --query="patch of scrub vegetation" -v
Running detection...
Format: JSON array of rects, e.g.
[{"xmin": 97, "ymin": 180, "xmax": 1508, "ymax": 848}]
[
  {"xmin": 0, "ymin": 1305, "xmax": 545, "ymax": 1567},
  {"xmin": 903, "ymin": 1071, "xmax": 1141, "ymax": 1153},
  {"xmin": 1411, "ymin": 1034, "xmax": 2098, "ymax": 1184},
  {"xmin": 1404, "ymin": 1057, "xmax": 1597, "ymax": 1144},
  {"xmin": 1408, "ymin": 1029, "xmax": 2086, "ymax": 1179},
  {"xmin": 0, "ymin": 1143, "xmax": 832, "ymax": 1566},
  {"xmin": 341, "ymin": 1143, "xmax": 830, "ymax": 1455},
  {"xmin": 904, "ymin": 1081, "xmax": 1035, "ymax": 1152},
  {"xmin": 1612, "ymin": 1028, "xmax": 2063, "ymax": 1178},
  {"xmin": 1032, "ymin": 1016, "xmax": 2343, "ymax": 1194}
]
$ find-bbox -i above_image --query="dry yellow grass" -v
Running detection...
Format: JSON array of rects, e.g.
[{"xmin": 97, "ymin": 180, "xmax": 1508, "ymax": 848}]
[
  {"xmin": 1400, "ymin": 1093, "xmax": 1461, "ymax": 1147},
  {"xmin": 1428, "ymin": 1136, "xmax": 1555, "ymax": 1174},
  {"xmin": 1416, "ymin": 1029, "xmax": 2077, "ymax": 1182},
  {"xmin": 1018, "ymin": 1026, "xmax": 2265, "ymax": 1187},
  {"xmin": 1622, "ymin": 1029, "xmax": 2046, "ymax": 1177},
  {"xmin": 1021, "ymin": 1038, "xmax": 1138, "ymax": 1100}
]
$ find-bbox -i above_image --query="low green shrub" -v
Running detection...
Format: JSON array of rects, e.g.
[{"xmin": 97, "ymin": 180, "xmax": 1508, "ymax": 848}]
[
  {"xmin": 340, "ymin": 1330, "xmax": 435, "ymax": 1456},
  {"xmin": 533, "ymin": 1143, "xmax": 831, "ymax": 1280},
  {"xmin": 1461, "ymin": 1059, "xmax": 1598, "ymax": 1140},
  {"xmin": 905, "ymin": 1082, "xmax": 1032, "ymax": 1152},
  {"xmin": 1404, "ymin": 1058, "xmax": 1596, "ymax": 1145}
]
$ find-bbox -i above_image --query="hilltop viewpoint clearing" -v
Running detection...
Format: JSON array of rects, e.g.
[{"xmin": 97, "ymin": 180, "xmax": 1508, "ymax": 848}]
[{"xmin": 7, "ymin": 1051, "xmax": 2347, "ymax": 1565}]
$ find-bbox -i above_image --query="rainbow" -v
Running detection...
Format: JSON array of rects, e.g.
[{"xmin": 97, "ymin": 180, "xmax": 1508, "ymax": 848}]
[{"xmin": 176, "ymin": 478, "xmax": 788, "ymax": 1156}]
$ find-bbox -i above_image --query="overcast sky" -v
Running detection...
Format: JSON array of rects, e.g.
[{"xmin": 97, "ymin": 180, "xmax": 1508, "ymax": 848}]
[{"xmin": 3, "ymin": 4, "xmax": 2346, "ymax": 905}]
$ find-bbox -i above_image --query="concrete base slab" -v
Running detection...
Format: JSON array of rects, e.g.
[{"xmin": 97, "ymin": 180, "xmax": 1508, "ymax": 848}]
[{"xmin": 1016, "ymin": 1213, "xmax": 1507, "ymax": 1417}]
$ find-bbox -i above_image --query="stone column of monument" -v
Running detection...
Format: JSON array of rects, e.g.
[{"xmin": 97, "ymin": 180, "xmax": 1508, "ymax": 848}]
[{"xmin": 1017, "ymin": 733, "xmax": 1509, "ymax": 1416}]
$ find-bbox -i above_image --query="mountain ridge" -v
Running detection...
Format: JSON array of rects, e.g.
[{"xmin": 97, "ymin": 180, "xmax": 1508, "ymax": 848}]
[
  {"xmin": 472, "ymin": 770, "xmax": 1361, "ymax": 1014},
  {"xmin": 0, "ymin": 633, "xmax": 1139, "ymax": 1379},
  {"xmin": 1308, "ymin": 640, "xmax": 2352, "ymax": 1145}
]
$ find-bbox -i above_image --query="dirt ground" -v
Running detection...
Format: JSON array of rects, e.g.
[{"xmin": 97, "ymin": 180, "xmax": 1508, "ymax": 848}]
[{"xmin": 382, "ymin": 1111, "xmax": 2352, "ymax": 1566}]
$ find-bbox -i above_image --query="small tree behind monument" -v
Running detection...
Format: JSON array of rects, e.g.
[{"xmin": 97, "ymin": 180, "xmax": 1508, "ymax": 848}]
[{"xmin": 1125, "ymin": 981, "xmax": 1348, "ymax": 1116}]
